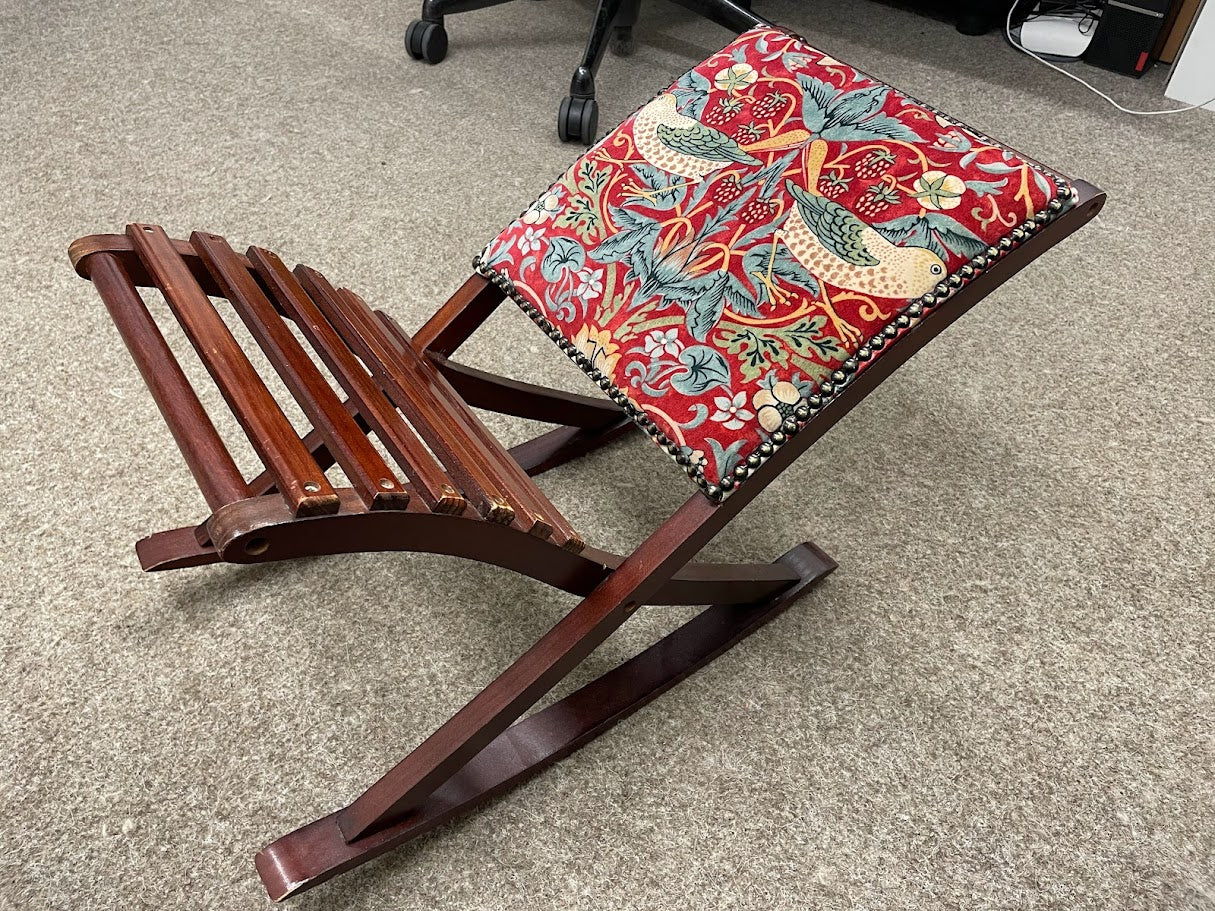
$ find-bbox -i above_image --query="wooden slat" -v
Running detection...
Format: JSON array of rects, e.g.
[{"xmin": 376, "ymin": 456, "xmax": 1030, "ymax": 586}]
[
  {"xmin": 377, "ymin": 309, "xmax": 584, "ymax": 552},
  {"xmin": 364, "ymin": 300, "xmax": 549, "ymax": 540},
  {"xmin": 191, "ymin": 232, "xmax": 409, "ymax": 512},
  {"xmin": 89, "ymin": 253, "xmax": 249, "ymax": 512},
  {"xmin": 245, "ymin": 246, "xmax": 465, "ymax": 516},
  {"xmin": 296, "ymin": 266, "xmax": 516, "ymax": 525},
  {"xmin": 245, "ymin": 398, "xmax": 367, "ymax": 498},
  {"xmin": 125, "ymin": 225, "xmax": 338, "ymax": 517}
]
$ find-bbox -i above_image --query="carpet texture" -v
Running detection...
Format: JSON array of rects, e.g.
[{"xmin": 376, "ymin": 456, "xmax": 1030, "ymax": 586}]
[{"xmin": 2, "ymin": 1, "xmax": 1212, "ymax": 909}]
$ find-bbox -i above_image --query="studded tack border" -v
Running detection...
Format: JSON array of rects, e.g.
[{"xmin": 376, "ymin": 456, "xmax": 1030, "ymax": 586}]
[
  {"xmin": 474, "ymin": 179, "xmax": 1073, "ymax": 502},
  {"xmin": 473, "ymin": 24, "xmax": 1079, "ymax": 502}
]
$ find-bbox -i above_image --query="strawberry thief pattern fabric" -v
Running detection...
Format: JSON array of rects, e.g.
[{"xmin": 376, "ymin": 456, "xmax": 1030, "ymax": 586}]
[{"xmin": 477, "ymin": 25, "xmax": 1074, "ymax": 498}]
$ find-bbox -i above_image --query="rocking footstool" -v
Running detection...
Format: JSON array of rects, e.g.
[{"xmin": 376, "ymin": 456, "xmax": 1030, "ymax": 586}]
[{"xmin": 69, "ymin": 21, "xmax": 1104, "ymax": 901}]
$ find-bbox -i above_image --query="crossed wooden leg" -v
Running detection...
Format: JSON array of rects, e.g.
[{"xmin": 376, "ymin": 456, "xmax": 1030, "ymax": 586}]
[{"xmin": 255, "ymin": 539, "xmax": 835, "ymax": 900}]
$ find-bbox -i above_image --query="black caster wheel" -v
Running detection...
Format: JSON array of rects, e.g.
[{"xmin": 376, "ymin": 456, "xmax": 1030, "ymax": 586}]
[
  {"xmin": 558, "ymin": 96, "xmax": 598, "ymax": 145},
  {"xmin": 610, "ymin": 26, "xmax": 635, "ymax": 57},
  {"xmin": 404, "ymin": 19, "xmax": 448, "ymax": 64}
]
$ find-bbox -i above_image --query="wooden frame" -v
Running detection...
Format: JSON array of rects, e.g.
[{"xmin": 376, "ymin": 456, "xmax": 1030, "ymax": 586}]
[{"xmin": 67, "ymin": 180, "xmax": 1104, "ymax": 900}]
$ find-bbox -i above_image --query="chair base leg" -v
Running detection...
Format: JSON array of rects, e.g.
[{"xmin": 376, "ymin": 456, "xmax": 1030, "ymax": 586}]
[{"xmin": 254, "ymin": 541, "xmax": 836, "ymax": 900}]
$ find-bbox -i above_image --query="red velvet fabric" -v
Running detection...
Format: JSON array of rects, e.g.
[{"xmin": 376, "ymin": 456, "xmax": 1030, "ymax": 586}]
[{"xmin": 478, "ymin": 25, "xmax": 1073, "ymax": 496}]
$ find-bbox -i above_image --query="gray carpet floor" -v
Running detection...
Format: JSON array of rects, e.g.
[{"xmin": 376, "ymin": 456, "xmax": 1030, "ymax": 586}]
[{"xmin": 2, "ymin": 0, "xmax": 1213, "ymax": 908}]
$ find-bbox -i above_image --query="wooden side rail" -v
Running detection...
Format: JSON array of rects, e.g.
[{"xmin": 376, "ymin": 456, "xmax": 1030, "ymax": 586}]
[{"xmin": 89, "ymin": 253, "xmax": 250, "ymax": 512}]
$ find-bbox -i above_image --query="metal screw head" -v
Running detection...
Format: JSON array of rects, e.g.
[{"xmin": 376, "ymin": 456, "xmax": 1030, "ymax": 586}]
[
  {"xmin": 303, "ymin": 482, "xmax": 320, "ymax": 493},
  {"xmin": 379, "ymin": 478, "xmax": 395, "ymax": 490}
]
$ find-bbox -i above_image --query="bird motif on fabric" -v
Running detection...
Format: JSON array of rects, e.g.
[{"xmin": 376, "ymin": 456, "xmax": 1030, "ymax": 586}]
[
  {"xmin": 633, "ymin": 93, "xmax": 761, "ymax": 181},
  {"xmin": 782, "ymin": 178, "xmax": 948, "ymax": 300}
]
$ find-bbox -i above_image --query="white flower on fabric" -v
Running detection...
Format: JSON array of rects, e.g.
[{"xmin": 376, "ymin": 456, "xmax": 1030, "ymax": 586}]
[
  {"xmin": 912, "ymin": 170, "xmax": 966, "ymax": 210},
  {"xmin": 643, "ymin": 328, "xmax": 683, "ymax": 359},
  {"xmin": 522, "ymin": 189, "xmax": 563, "ymax": 225},
  {"xmin": 713, "ymin": 63, "xmax": 757, "ymax": 93},
  {"xmin": 710, "ymin": 391, "xmax": 754, "ymax": 431},
  {"xmin": 517, "ymin": 227, "xmax": 544, "ymax": 254},
  {"xmin": 753, "ymin": 381, "xmax": 802, "ymax": 432},
  {"xmin": 575, "ymin": 267, "xmax": 604, "ymax": 300}
]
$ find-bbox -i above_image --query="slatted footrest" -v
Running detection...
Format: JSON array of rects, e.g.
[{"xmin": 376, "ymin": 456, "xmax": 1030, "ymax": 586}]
[{"xmin": 69, "ymin": 225, "xmax": 583, "ymax": 557}]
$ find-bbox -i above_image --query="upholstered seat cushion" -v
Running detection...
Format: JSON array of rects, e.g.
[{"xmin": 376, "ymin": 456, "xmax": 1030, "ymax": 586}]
[{"xmin": 476, "ymin": 25, "xmax": 1074, "ymax": 498}]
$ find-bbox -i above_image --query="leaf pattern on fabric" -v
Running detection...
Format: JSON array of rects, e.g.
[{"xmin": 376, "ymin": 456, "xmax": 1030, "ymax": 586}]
[{"xmin": 476, "ymin": 25, "xmax": 1072, "ymax": 493}]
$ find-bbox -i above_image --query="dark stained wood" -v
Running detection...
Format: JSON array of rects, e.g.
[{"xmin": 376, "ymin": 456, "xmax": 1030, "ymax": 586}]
[
  {"xmin": 192, "ymin": 232, "xmax": 409, "ymax": 512},
  {"xmin": 349, "ymin": 294, "xmax": 552, "ymax": 537},
  {"xmin": 245, "ymin": 399, "xmax": 368, "ymax": 498},
  {"xmin": 375, "ymin": 309, "xmax": 583, "ymax": 551},
  {"xmin": 135, "ymin": 526, "xmax": 224, "ymax": 571},
  {"xmin": 336, "ymin": 491, "xmax": 723, "ymax": 841},
  {"xmin": 88, "ymin": 253, "xmax": 249, "ymax": 512},
  {"xmin": 67, "ymin": 179, "xmax": 1105, "ymax": 901},
  {"xmin": 508, "ymin": 418, "xmax": 635, "ymax": 476},
  {"xmin": 126, "ymin": 225, "xmax": 339, "ymax": 518},
  {"xmin": 296, "ymin": 267, "xmax": 516, "ymax": 525},
  {"xmin": 246, "ymin": 246, "xmax": 466, "ymax": 516},
  {"xmin": 425, "ymin": 352, "xmax": 624, "ymax": 428},
  {"xmin": 173, "ymin": 487, "xmax": 802, "ymax": 604},
  {"xmin": 411, "ymin": 274, "xmax": 503, "ymax": 357},
  {"xmin": 71, "ymin": 232, "xmax": 238, "ymax": 296},
  {"xmin": 256, "ymin": 542, "xmax": 836, "ymax": 900},
  {"xmin": 335, "ymin": 180, "xmax": 1110, "ymax": 847}
]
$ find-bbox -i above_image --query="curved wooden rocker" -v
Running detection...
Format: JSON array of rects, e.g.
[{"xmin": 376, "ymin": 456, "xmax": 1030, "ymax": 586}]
[{"xmin": 69, "ymin": 22, "xmax": 1106, "ymax": 904}]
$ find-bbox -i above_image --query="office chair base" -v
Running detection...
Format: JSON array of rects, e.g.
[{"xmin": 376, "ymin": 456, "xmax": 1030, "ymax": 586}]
[{"xmin": 610, "ymin": 24, "xmax": 635, "ymax": 56}]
